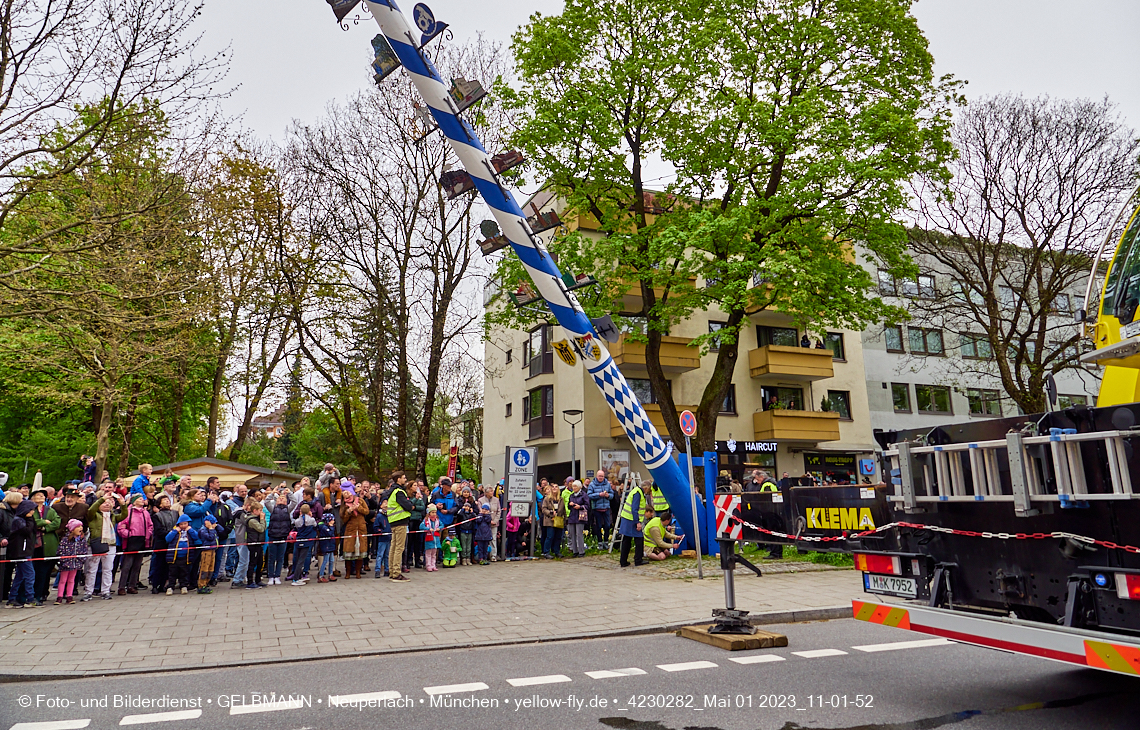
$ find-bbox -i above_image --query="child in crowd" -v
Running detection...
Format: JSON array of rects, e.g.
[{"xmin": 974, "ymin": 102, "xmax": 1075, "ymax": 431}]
[
  {"xmin": 505, "ymin": 509, "xmax": 523, "ymax": 559},
  {"xmin": 165, "ymin": 514, "xmax": 198, "ymax": 595},
  {"xmin": 441, "ymin": 530, "xmax": 459, "ymax": 567},
  {"xmin": 55, "ymin": 519, "xmax": 87, "ymax": 604},
  {"xmin": 455, "ymin": 488, "xmax": 477, "ymax": 566},
  {"xmin": 373, "ymin": 507, "xmax": 391, "ymax": 578},
  {"xmin": 421, "ymin": 504, "xmax": 442, "ymax": 571},
  {"xmin": 291, "ymin": 503, "xmax": 317, "ymax": 586},
  {"xmin": 197, "ymin": 513, "xmax": 219, "ymax": 594},
  {"xmin": 474, "ymin": 503, "xmax": 494, "ymax": 565},
  {"xmin": 317, "ymin": 512, "xmax": 337, "ymax": 583}
]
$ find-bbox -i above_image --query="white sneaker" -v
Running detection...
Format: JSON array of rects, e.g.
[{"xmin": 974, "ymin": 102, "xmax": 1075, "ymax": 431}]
[
  {"xmin": 180, "ymin": 587, "xmax": 187, "ymax": 594},
  {"xmin": 273, "ymin": 577, "xmax": 281, "ymax": 585},
  {"xmin": 291, "ymin": 580, "xmax": 304, "ymax": 586}
]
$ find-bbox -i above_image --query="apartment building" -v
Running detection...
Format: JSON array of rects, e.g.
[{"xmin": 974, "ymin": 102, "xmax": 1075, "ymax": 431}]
[
  {"xmin": 482, "ymin": 195, "xmax": 880, "ymax": 487},
  {"xmin": 861, "ymin": 259, "xmax": 1101, "ymax": 433}
]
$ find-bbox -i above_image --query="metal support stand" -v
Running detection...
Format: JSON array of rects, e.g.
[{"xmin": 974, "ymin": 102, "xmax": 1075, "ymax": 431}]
[{"xmin": 708, "ymin": 536, "xmax": 762, "ymax": 635}]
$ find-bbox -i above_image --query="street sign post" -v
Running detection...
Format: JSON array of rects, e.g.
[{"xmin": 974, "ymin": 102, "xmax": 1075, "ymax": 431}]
[
  {"xmin": 505, "ymin": 446, "xmax": 537, "ymax": 558},
  {"xmin": 679, "ymin": 411, "xmax": 703, "ymax": 579}
]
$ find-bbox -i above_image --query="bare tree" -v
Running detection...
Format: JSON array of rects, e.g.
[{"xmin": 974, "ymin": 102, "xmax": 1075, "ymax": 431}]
[
  {"xmin": 908, "ymin": 95, "xmax": 1139, "ymax": 413},
  {"xmin": 287, "ymin": 37, "xmax": 504, "ymax": 478},
  {"xmin": 196, "ymin": 144, "xmax": 297, "ymax": 460},
  {"xmin": 0, "ymin": 0, "xmax": 227, "ymax": 290}
]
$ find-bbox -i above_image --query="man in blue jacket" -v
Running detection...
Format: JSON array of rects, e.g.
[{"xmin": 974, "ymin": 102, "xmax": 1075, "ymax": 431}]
[
  {"xmin": 586, "ymin": 469, "xmax": 614, "ymax": 544},
  {"xmin": 430, "ymin": 478, "xmax": 458, "ymax": 528}
]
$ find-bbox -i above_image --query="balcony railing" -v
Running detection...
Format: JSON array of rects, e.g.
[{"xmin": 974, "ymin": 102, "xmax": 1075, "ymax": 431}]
[
  {"xmin": 748, "ymin": 345, "xmax": 835, "ymax": 382},
  {"xmin": 609, "ymin": 334, "xmax": 699, "ymax": 372},
  {"xmin": 753, "ymin": 409, "xmax": 841, "ymax": 443}
]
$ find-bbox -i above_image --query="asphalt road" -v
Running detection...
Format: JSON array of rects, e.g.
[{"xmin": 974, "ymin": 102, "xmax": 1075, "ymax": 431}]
[{"xmin": 1, "ymin": 618, "xmax": 1137, "ymax": 730}]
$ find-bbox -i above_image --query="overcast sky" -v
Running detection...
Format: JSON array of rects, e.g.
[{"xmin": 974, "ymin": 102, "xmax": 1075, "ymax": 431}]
[{"xmin": 200, "ymin": 0, "xmax": 1139, "ymax": 143}]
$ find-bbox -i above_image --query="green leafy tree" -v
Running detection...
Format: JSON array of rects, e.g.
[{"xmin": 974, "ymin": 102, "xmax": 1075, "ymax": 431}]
[
  {"xmin": 0, "ymin": 99, "xmax": 206, "ymax": 477},
  {"xmin": 493, "ymin": 0, "xmax": 959, "ymax": 453}
]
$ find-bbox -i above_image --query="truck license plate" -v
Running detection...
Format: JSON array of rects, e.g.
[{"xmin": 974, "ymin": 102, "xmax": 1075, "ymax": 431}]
[{"xmin": 864, "ymin": 573, "xmax": 917, "ymax": 598}]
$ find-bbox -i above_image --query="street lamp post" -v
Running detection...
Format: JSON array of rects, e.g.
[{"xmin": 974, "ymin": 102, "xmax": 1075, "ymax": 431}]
[{"xmin": 563, "ymin": 409, "xmax": 584, "ymax": 481}]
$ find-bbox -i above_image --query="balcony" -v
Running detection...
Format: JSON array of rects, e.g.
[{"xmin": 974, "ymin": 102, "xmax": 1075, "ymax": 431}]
[
  {"xmin": 753, "ymin": 409, "xmax": 840, "ymax": 443},
  {"xmin": 748, "ymin": 345, "xmax": 834, "ymax": 382},
  {"xmin": 609, "ymin": 334, "xmax": 699, "ymax": 373},
  {"xmin": 611, "ymin": 403, "xmax": 696, "ymax": 438}
]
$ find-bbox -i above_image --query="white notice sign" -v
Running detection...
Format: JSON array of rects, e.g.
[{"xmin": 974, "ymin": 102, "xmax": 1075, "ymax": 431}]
[
  {"xmin": 510, "ymin": 502, "xmax": 530, "ymax": 517},
  {"xmin": 508, "ymin": 474, "xmax": 532, "ymax": 502}
]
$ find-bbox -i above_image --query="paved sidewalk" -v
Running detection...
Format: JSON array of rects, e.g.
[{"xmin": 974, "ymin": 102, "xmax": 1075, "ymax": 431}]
[{"xmin": 0, "ymin": 559, "xmax": 863, "ymax": 678}]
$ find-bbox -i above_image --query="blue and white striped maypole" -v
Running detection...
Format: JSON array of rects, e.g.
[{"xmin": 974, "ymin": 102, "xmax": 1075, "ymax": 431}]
[{"xmin": 363, "ymin": 0, "xmax": 706, "ymax": 551}]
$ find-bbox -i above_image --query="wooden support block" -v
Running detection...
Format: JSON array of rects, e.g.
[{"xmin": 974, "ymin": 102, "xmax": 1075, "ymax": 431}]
[{"xmin": 678, "ymin": 624, "xmax": 789, "ymax": 651}]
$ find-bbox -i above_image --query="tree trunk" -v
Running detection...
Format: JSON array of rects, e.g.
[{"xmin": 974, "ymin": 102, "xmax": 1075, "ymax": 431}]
[
  {"xmin": 116, "ymin": 381, "xmax": 141, "ymax": 478},
  {"xmin": 167, "ymin": 355, "xmax": 188, "ymax": 463},
  {"xmin": 207, "ymin": 347, "xmax": 226, "ymax": 458},
  {"xmin": 94, "ymin": 391, "xmax": 115, "ymax": 481},
  {"xmin": 415, "ymin": 288, "xmax": 455, "ymax": 481},
  {"xmin": 207, "ymin": 316, "xmax": 239, "ymax": 458},
  {"xmin": 693, "ymin": 308, "xmax": 745, "ymax": 456}
]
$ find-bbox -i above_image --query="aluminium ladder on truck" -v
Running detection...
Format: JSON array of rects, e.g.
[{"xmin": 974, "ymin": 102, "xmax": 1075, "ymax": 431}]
[
  {"xmin": 882, "ymin": 425, "xmax": 1138, "ymax": 516},
  {"xmin": 608, "ymin": 472, "xmax": 643, "ymax": 553}
]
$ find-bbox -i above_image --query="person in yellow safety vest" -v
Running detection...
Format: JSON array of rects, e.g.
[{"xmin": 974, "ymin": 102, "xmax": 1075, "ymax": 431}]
[
  {"xmin": 617, "ymin": 481, "xmax": 651, "ymax": 567},
  {"xmin": 758, "ymin": 470, "xmax": 779, "ymax": 492},
  {"xmin": 644, "ymin": 509, "xmax": 682, "ymax": 561},
  {"xmin": 648, "ymin": 482, "xmax": 669, "ymax": 513},
  {"xmin": 385, "ymin": 471, "xmax": 413, "ymax": 582}
]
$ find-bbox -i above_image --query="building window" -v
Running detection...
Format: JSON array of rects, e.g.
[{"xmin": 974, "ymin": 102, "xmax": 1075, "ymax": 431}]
[
  {"xmin": 1053, "ymin": 293, "xmax": 1072, "ymax": 316},
  {"xmin": 899, "ymin": 274, "xmax": 936, "ymax": 299},
  {"xmin": 951, "ymin": 279, "xmax": 985, "ymax": 306},
  {"xmin": 1058, "ymin": 394, "xmax": 1088, "ymax": 408},
  {"xmin": 998, "ymin": 285, "xmax": 1016, "ymax": 309},
  {"xmin": 526, "ymin": 324, "xmax": 554, "ymax": 377},
  {"xmin": 877, "ymin": 270, "xmax": 897, "ymax": 296},
  {"xmin": 826, "ymin": 390, "xmax": 851, "ymax": 420},
  {"xmin": 721, "ymin": 384, "xmax": 737, "ymax": 415},
  {"xmin": 505, "ymin": 349, "xmax": 512, "ymax": 364},
  {"xmin": 915, "ymin": 384, "xmax": 952, "ymax": 414},
  {"xmin": 708, "ymin": 321, "xmax": 727, "ymax": 352},
  {"xmin": 505, "ymin": 402, "xmax": 512, "ymax": 418},
  {"xmin": 909, "ymin": 327, "xmax": 944, "ymax": 356},
  {"xmin": 824, "ymin": 332, "xmax": 845, "ymax": 360},
  {"xmin": 757, "ymin": 325, "xmax": 798, "ymax": 348},
  {"xmin": 762, "ymin": 386, "xmax": 803, "ymax": 411},
  {"xmin": 960, "ymin": 332, "xmax": 992, "ymax": 360},
  {"xmin": 525, "ymin": 385, "xmax": 554, "ymax": 439},
  {"xmin": 884, "ymin": 325, "xmax": 904, "ymax": 353},
  {"xmin": 891, "ymin": 383, "xmax": 911, "ymax": 412},
  {"xmin": 627, "ymin": 378, "xmax": 671, "ymax": 405},
  {"xmin": 967, "ymin": 388, "xmax": 1002, "ymax": 416}
]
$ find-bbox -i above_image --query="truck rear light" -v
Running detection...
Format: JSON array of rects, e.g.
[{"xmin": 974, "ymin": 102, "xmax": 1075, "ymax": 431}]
[
  {"xmin": 1115, "ymin": 573, "xmax": 1140, "ymax": 600},
  {"xmin": 855, "ymin": 553, "xmax": 901, "ymax": 575}
]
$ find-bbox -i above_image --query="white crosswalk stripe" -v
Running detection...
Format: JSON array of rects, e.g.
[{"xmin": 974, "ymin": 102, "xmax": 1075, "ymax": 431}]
[
  {"xmin": 11, "ymin": 722, "xmax": 91, "ymax": 730},
  {"xmin": 119, "ymin": 710, "xmax": 202, "ymax": 725},
  {"xmin": 506, "ymin": 674, "xmax": 572, "ymax": 687},
  {"xmin": 729, "ymin": 654, "xmax": 787, "ymax": 665},
  {"xmin": 657, "ymin": 660, "xmax": 718, "ymax": 672},
  {"xmin": 423, "ymin": 682, "xmax": 489, "ymax": 695},
  {"xmin": 792, "ymin": 649, "xmax": 848, "ymax": 658},
  {"xmin": 585, "ymin": 667, "xmax": 648, "ymax": 679},
  {"xmin": 852, "ymin": 638, "xmax": 953, "ymax": 653}
]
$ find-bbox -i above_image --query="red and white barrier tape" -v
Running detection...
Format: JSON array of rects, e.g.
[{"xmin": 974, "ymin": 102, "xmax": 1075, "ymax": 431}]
[
  {"xmin": 727, "ymin": 514, "xmax": 1140, "ymax": 554},
  {"xmin": 0, "ymin": 515, "xmax": 483, "ymax": 564}
]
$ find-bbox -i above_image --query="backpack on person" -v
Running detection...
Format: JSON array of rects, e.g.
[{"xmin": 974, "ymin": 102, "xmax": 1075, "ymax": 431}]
[{"xmin": 213, "ymin": 502, "xmax": 234, "ymax": 538}]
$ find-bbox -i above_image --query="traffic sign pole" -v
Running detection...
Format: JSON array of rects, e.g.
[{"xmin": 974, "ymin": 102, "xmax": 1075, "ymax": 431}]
[{"xmin": 679, "ymin": 410, "xmax": 703, "ymax": 579}]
